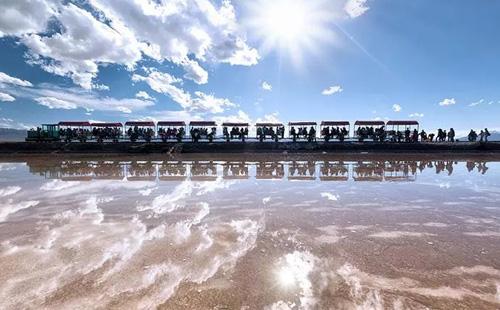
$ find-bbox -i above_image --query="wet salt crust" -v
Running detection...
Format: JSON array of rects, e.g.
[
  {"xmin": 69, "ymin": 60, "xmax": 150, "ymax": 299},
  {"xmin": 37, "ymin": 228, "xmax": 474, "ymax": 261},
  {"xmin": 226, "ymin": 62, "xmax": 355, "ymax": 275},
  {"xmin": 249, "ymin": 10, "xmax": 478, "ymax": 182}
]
[{"xmin": 0, "ymin": 157, "xmax": 499, "ymax": 309}]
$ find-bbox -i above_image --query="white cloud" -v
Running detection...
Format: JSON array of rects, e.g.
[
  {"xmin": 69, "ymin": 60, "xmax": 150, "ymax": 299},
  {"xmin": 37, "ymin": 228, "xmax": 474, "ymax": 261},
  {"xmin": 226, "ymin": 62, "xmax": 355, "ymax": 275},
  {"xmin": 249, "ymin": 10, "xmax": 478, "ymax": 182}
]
[
  {"xmin": 256, "ymin": 112, "xmax": 281, "ymax": 124},
  {"xmin": 35, "ymin": 97, "xmax": 77, "ymax": 110},
  {"xmin": 469, "ymin": 99, "xmax": 484, "ymax": 107},
  {"xmin": 0, "ymin": 0, "xmax": 57, "ymax": 37},
  {"xmin": 392, "ymin": 104, "xmax": 402, "ymax": 112},
  {"xmin": 322, "ymin": 85, "xmax": 343, "ymax": 96},
  {"xmin": 0, "ymin": 72, "xmax": 33, "ymax": 87},
  {"xmin": 439, "ymin": 98, "xmax": 456, "ymax": 106},
  {"xmin": 135, "ymin": 91, "xmax": 155, "ymax": 101},
  {"xmin": 214, "ymin": 110, "xmax": 251, "ymax": 124},
  {"xmin": 409, "ymin": 113, "xmax": 424, "ymax": 118},
  {"xmin": 181, "ymin": 59, "xmax": 209, "ymax": 85},
  {"xmin": 261, "ymin": 81, "xmax": 272, "ymax": 91},
  {"xmin": 10, "ymin": 0, "xmax": 258, "ymax": 89},
  {"xmin": 8, "ymin": 84, "xmax": 154, "ymax": 113},
  {"xmin": 133, "ymin": 71, "xmax": 235, "ymax": 114},
  {"xmin": 22, "ymin": 3, "xmax": 142, "ymax": 90},
  {"xmin": 0, "ymin": 92, "xmax": 15, "ymax": 102},
  {"xmin": 191, "ymin": 91, "xmax": 236, "ymax": 114},
  {"xmin": 93, "ymin": 84, "xmax": 110, "ymax": 91},
  {"xmin": 344, "ymin": 0, "xmax": 370, "ymax": 19}
]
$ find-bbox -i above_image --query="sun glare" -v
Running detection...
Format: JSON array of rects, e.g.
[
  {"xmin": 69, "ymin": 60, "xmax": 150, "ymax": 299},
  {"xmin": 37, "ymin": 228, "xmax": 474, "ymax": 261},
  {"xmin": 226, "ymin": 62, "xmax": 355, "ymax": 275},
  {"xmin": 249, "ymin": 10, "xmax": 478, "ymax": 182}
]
[{"xmin": 244, "ymin": 0, "xmax": 337, "ymax": 66}]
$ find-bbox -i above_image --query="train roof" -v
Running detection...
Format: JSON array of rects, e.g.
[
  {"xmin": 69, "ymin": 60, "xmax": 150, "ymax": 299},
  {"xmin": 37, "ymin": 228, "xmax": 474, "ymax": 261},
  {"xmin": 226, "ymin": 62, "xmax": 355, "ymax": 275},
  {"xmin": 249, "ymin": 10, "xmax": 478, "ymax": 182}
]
[
  {"xmin": 354, "ymin": 121, "xmax": 386, "ymax": 126},
  {"xmin": 222, "ymin": 122, "xmax": 249, "ymax": 127},
  {"xmin": 125, "ymin": 121, "xmax": 155, "ymax": 126},
  {"xmin": 189, "ymin": 121, "xmax": 217, "ymax": 126},
  {"xmin": 321, "ymin": 121, "xmax": 350, "ymax": 126},
  {"xmin": 386, "ymin": 120, "xmax": 419, "ymax": 126},
  {"xmin": 255, "ymin": 123, "xmax": 283, "ymax": 127},
  {"xmin": 288, "ymin": 122, "xmax": 317, "ymax": 126},
  {"xmin": 91, "ymin": 122, "xmax": 122, "ymax": 127},
  {"xmin": 157, "ymin": 121, "xmax": 186, "ymax": 126},
  {"xmin": 59, "ymin": 121, "xmax": 91, "ymax": 126}
]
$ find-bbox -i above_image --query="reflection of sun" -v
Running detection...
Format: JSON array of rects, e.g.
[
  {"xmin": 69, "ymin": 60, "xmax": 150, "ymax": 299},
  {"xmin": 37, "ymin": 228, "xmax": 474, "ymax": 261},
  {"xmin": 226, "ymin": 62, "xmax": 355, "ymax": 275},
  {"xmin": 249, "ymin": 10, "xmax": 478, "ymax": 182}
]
[
  {"xmin": 244, "ymin": 0, "xmax": 337, "ymax": 66},
  {"xmin": 278, "ymin": 265, "xmax": 297, "ymax": 287}
]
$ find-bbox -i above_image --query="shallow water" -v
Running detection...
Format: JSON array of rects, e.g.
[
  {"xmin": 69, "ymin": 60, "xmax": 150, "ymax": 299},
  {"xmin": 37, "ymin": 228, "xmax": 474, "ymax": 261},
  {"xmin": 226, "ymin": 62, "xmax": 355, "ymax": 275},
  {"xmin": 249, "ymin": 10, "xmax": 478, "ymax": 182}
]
[{"xmin": 0, "ymin": 156, "xmax": 500, "ymax": 309}]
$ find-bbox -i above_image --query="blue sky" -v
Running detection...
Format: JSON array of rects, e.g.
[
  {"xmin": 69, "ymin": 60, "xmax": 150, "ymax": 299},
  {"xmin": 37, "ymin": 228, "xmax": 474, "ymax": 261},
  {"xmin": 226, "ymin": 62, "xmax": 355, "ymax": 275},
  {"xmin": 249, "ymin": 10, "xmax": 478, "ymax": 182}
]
[{"xmin": 0, "ymin": 0, "xmax": 499, "ymax": 134}]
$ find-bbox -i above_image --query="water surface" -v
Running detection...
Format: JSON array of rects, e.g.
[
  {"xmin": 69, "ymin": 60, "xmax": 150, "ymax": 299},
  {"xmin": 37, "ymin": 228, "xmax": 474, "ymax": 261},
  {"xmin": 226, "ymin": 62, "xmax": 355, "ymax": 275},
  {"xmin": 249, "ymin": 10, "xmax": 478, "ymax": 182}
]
[{"xmin": 1, "ymin": 156, "xmax": 499, "ymax": 309}]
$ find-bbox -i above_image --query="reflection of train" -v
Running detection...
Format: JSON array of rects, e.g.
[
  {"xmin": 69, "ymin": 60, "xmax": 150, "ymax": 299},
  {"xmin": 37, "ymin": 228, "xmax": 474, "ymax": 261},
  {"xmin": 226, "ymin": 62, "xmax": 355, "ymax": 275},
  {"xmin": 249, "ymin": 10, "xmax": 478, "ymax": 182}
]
[
  {"xmin": 26, "ymin": 120, "xmax": 425, "ymax": 143},
  {"xmin": 25, "ymin": 159, "xmax": 489, "ymax": 182}
]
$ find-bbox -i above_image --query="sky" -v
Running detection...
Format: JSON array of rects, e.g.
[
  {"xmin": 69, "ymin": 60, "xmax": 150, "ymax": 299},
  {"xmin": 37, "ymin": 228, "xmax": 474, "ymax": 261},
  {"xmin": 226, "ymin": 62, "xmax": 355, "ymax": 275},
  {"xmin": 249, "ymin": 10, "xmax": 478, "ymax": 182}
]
[{"xmin": 0, "ymin": 0, "xmax": 499, "ymax": 135}]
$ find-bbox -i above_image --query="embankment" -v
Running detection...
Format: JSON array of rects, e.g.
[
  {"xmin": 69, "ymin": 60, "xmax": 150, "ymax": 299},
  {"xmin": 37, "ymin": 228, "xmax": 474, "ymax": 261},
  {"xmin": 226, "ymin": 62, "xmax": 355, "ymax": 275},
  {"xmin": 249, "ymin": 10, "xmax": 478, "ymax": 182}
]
[{"xmin": 1, "ymin": 141, "xmax": 500, "ymax": 154}]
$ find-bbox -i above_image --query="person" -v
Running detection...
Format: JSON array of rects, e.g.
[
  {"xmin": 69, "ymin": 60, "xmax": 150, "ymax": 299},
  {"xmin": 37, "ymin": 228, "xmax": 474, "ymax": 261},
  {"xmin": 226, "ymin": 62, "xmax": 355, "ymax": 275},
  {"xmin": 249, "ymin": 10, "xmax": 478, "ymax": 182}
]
[
  {"xmin": 419, "ymin": 130, "xmax": 427, "ymax": 142},
  {"xmin": 223, "ymin": 126, "xmax": 229, "ymax": 142},
  {"xmin": 485, "ymin": 128, "xmax": 491, "ymax": 142},
  {"xmin": 308, "ymin": 126, "xmax": 316, "ymax": 142},
  {"xmin": 448, "ymin": 128, "xmax": 455, "ymax": 142},
  {"xmin": 412, "ymin": 129, "xmax": 419, "ymax": 143},
  {"xmin": 290, "ymin": 126, "xmax": 297, "ymax": 142},
  {"xmin": 429, "ymin": 133, "xmax": 435, "ymax": 142},
  {"xmin": 468, "ymin": 129, "xmax": 478, "ymax": 142},
  {"xmin": 479, "ymin": 130, "xmax": 485, "ymax": 142}
]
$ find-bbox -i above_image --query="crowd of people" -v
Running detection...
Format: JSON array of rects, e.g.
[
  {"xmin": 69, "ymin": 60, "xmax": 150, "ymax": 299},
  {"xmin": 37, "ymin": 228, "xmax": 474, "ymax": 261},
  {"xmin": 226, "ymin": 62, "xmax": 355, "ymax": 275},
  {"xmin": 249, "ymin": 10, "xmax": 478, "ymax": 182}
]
[
  {"xmin": 290, "ymin": 126, "xmax": 316, "ymax": 142},
  {"xmin": 468, "ymin": 129, "xmax": 491, "ymax": 142},
  {"xmin": 190, "ymin": 127, "xmax": 217, "ymax": 143},
  {"xmin": 59, "ymin": 128, "xmax": 91, "ymax": 143},
  {"xmin": 256, "ymin": 126, "xmax": 285, "ymax": 142},
  {"xmin": 321, "ymin": 126, "xmax": 349, "ymax": 142},
  {"xmin": 355, "ymin": 126, "xmax": 387, "ymax": 142},
  {"xmin": 223, "ymin": 126, "xmax": 249, "ymax": 142},
  {"xmin": 158, "ymin": 127, "xmax": 185, "ymax": 142},
  {"xmin": 29, "ymin": 123, "xmax": 495, "ymax": 144},
  {"xmin": 126, "ymin": 126, "xmax": 154, "ymax": 142},
  {"xmin": 92, "ymin": 127, "xmax": 121, "ymax": 143}
]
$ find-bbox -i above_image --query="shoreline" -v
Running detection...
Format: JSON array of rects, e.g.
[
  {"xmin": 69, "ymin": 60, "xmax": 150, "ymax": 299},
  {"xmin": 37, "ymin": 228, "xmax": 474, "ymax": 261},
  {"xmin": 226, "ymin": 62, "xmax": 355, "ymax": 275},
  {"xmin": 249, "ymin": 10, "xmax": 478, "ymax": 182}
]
[{"xmin": 1, "ymin": 141, "xmax": 500, "ymax": 155}]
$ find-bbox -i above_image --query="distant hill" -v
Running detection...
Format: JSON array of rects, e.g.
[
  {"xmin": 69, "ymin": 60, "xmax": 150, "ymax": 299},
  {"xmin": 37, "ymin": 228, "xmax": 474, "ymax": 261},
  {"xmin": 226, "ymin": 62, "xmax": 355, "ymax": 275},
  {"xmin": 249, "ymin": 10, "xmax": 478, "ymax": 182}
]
[{"xmin": 0, "ymin": 128, "xmax": 27, "ymax": 142}]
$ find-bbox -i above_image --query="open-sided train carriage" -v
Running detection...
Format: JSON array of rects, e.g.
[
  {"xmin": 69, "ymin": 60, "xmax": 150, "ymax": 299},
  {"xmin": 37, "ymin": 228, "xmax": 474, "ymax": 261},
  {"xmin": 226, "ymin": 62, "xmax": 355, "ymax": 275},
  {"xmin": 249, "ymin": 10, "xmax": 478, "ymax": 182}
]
[
  {"xmin": 91, "ymin": 123, "xmax": 123, "ymax": 143},
  {"xmin": 189, "ymin": 121, "xmax": 217, "ymax": 142},
  {"xmin": 222, "ymin": 123, "xmax": 249, "ymax": 142},
  {"xmin": 320, "ymin": 121, "xmax": 350, "ymax": 142},
  {"xmin": 157, "ymin": 121, "xmax": 186, "ymax": 142},
  {"xmin": 125, "ymin": 121, "xmax": 155, "ymax": 142},
  {"xmin": 354, "ymin": 121, "xmax": 386, "ymax": 142},
  {"xmin": 386, "ymin": 120, "xmax": 420, "ymax": 143},
  {"xmin": 288, "ymin": 122, "xmax": 317, "ymax": 142},
  {"xmin": 255, "ymin": 123, "xmax": 284, "ymax": 142},
  {"xmin": 59, "ymin": 121, "xmax": 92, "ymax": 142}
]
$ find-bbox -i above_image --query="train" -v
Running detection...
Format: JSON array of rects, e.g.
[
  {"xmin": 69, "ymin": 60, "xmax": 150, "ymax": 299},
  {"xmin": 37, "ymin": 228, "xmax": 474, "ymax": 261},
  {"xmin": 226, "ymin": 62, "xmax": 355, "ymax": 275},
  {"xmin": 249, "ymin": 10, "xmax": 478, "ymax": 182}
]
[{"xmin": 26, "ymin": 120, "xmax": 421, "ymax": 143}]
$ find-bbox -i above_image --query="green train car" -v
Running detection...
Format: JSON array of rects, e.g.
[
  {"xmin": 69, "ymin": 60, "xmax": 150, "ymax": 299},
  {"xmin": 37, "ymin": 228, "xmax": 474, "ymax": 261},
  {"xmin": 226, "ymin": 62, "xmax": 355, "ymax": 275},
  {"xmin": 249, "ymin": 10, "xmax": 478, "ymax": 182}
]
[{"xmin": 26, "ymin": 124, "xmax": 61, "ymax": 142}]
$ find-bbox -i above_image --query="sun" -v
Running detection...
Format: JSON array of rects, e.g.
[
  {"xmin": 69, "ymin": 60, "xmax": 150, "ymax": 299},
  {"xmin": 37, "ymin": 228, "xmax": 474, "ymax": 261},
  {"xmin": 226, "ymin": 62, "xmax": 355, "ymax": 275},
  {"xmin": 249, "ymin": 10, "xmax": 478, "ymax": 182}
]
[{"xmin": 243, "ymin": 0, "xmax": 337, "ymax": 66}]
